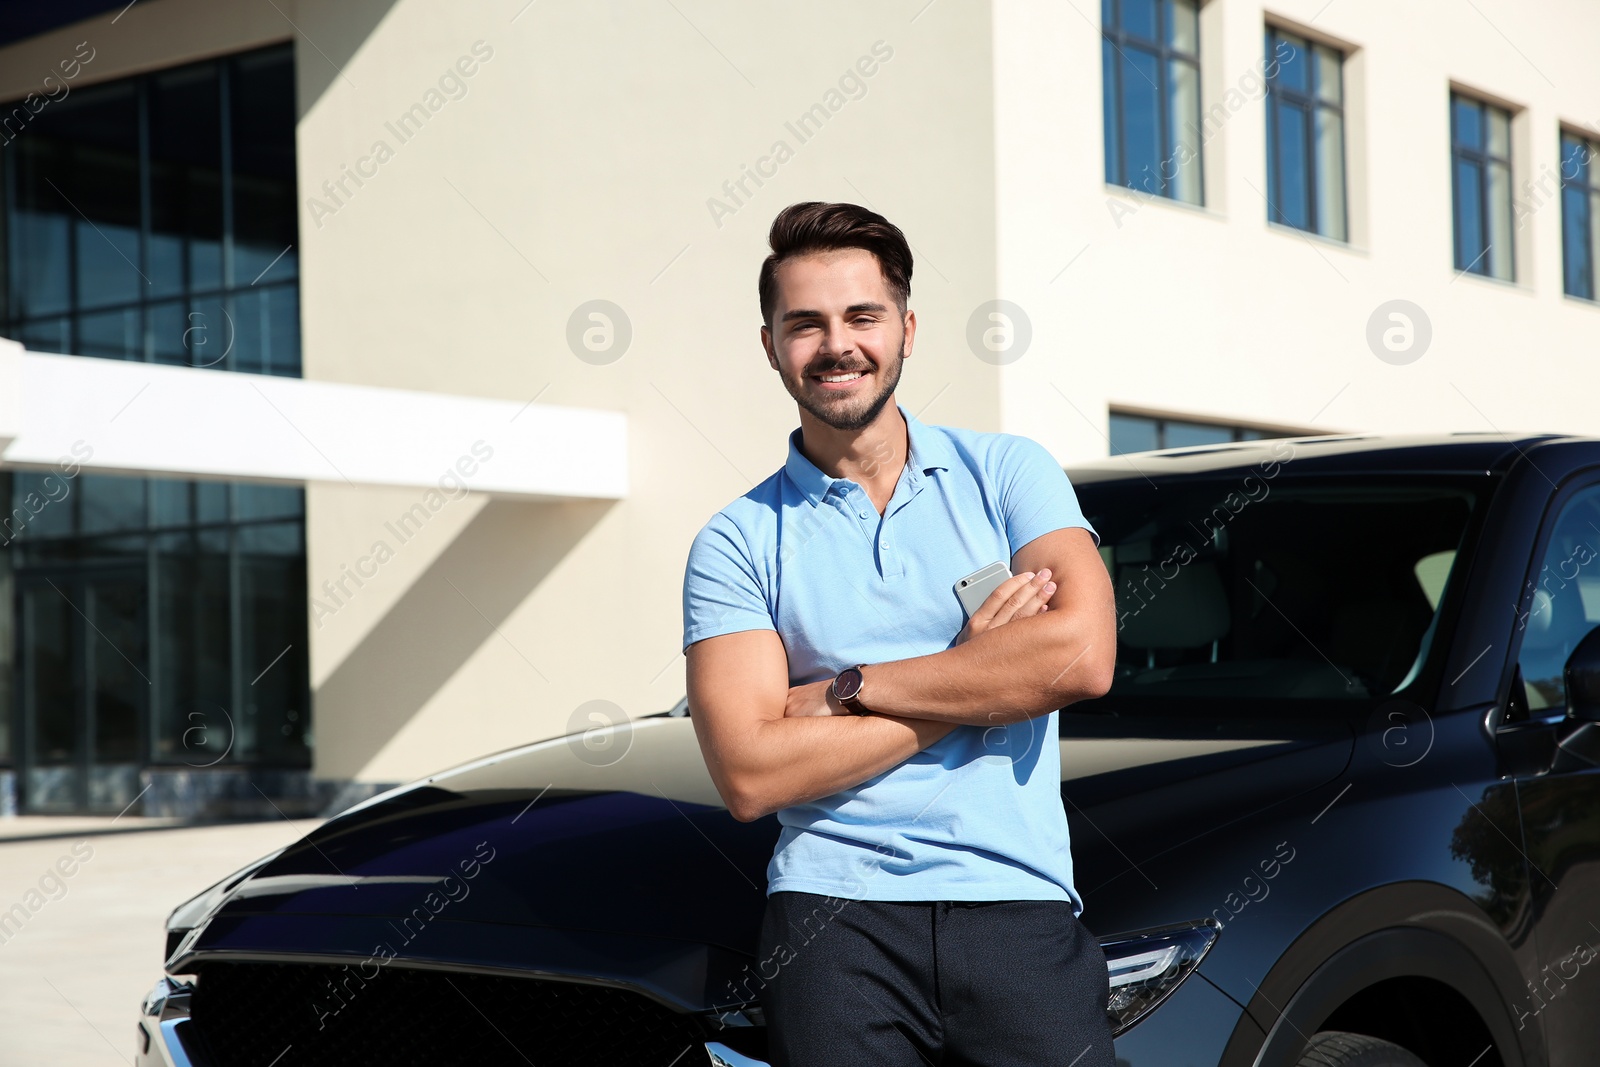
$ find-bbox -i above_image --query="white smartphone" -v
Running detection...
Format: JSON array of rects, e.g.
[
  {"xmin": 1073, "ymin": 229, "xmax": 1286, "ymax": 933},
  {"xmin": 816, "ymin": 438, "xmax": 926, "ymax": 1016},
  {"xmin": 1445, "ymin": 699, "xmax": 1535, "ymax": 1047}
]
[{"xmin": 955, "ymin": 561, "xmax": 1012, "ymax": 618}]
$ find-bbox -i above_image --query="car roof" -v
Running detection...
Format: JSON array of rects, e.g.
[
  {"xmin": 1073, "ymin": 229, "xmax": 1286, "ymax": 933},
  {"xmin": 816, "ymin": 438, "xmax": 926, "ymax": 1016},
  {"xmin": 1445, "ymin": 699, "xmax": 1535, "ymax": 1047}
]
[{"xmin": 1062, "ymin": 431, "xmax": 1600, "ymax": 485}]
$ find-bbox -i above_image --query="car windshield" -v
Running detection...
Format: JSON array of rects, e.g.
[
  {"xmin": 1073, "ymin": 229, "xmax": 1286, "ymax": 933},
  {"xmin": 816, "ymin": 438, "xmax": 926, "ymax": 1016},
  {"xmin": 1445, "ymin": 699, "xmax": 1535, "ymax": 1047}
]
[{"xmin": 1073, "ymin": 473, "xmax": 1490, "ymax": 706}]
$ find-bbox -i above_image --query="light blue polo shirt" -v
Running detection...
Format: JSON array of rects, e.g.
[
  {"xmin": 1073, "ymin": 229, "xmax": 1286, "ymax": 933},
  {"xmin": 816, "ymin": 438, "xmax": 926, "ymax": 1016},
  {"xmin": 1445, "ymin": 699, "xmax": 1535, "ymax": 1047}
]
[{"xmin": 680, "ymin": 403, "xmax": 1099, "ymax": 912}]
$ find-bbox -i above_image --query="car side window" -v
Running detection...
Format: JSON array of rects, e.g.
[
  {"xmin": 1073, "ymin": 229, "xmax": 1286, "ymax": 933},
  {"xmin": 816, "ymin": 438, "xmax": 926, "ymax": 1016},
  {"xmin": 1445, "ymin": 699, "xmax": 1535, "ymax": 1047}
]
[{"xmin": 1516, "ymin": 483, "xmax": 1600, "ymax": 711}]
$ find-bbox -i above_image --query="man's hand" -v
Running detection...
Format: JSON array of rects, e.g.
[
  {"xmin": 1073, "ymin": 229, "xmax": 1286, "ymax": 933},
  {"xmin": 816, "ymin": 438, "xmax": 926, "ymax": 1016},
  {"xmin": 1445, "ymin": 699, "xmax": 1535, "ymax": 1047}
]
[
  {"xmin": 785, "ymin": 568, "xmax": 1057, "ymax": 718},
  {"xmin": 955, "ymin": 568, "xmax": 1056, "ymax": 646},
  {"xmin": 818, "ymin": 527, "xmax": 1116, "ymax": 727},
  {"xmin": 783, "ymin": 678, "xmax": 837, "ymax": 718}
]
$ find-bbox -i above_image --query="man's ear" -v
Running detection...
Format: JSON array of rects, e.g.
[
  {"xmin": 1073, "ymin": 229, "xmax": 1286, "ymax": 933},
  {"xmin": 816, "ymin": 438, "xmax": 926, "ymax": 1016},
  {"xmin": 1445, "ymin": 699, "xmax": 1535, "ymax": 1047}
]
[
  {"xmin": 761, "ymin": 325, "xmax": 778, "ymax": 370},
  {"xmin": 901, "ymin": 308, "xmax": 916, "ymax": 360}
]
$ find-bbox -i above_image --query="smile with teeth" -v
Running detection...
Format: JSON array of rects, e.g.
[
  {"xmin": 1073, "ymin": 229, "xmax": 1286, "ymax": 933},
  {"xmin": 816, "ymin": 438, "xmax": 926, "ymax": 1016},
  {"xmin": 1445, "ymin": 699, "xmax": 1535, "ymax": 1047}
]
[{"xmin": 816, "ymin": 369, "xmax": 867, "ymax": 383}]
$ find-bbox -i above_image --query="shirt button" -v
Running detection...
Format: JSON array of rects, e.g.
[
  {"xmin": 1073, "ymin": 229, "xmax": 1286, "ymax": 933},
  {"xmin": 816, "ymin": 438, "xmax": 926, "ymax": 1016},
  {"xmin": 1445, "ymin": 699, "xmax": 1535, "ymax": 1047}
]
[
  {"xmin": 881, "ymin": 541, "xmax": 890, "ymax": 550},
  {"xmin": 858, "ymin": 510, "xmax": 869, "ymax": 519}
]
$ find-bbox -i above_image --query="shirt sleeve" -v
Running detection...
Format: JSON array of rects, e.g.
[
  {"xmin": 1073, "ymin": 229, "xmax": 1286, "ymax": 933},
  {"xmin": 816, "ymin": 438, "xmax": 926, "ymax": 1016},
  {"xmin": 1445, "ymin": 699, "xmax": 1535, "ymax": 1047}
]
[
  {"xmin": 681, "ymin": 512, "xmax": 778, "ymax": 654},
  {"xmin": 996, "ymin": 435, "xmax": 1100, "ymax": 555}
]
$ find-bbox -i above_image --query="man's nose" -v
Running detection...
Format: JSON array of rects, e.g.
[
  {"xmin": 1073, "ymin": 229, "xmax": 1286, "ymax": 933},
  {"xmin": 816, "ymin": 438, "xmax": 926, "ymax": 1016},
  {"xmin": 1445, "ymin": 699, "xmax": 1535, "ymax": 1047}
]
[{"xmin": 818, "ymin": 319, "xmax": 852, "ymax": 356}]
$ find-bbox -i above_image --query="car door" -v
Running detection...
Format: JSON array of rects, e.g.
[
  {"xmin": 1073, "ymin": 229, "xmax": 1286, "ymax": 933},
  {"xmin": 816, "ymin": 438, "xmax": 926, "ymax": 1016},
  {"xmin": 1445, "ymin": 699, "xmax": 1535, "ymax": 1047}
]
[{"xmin": 1502, "ymin": 478, "xmax": 1600, "ymax": 1063}]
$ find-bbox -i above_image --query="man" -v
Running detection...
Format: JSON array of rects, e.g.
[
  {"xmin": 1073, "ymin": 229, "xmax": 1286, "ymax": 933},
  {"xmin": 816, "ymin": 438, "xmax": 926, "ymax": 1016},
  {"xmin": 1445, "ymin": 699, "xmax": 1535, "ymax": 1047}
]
[{"xmin": 681, "ymin": 201, "xmax": 1119, "ymax": 1066}]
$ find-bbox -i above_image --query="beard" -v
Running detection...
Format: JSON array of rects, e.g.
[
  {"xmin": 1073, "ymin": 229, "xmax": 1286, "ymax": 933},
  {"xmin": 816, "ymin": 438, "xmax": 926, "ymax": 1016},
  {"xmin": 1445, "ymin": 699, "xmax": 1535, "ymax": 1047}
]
[{"xmin": 779, "ymin": 333, "xmax": 905, "ymax": 432}]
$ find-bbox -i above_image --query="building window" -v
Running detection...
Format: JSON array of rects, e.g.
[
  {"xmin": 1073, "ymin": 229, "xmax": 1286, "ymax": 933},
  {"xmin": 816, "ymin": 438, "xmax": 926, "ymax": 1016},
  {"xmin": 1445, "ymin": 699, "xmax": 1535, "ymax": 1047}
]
[
  {"xmin": 1102, "ymin": 0, "xmax": 1203, "ymax": 204},
  {"xmin": 0, "ymin": 44, "xmax": 307, "ymax": 814},
  {"xmin": 5, "ymin": 478, "xmax": 310, "ymax": 780},
  {"xmin": 1110, "ymin": 412, "xmax": 1277, "ymax": 456},
  {"xmin": 1264, "ymin": 28, "xmax": 1346, "ymax": 241},
  {"xmin": 1, "ymin": 44, "xmax": 299, "ymax": 371},
  {"xmin": 1562, "ymin": 129, "xmax": 1599, "ymax": 301},
  {"xmin": 1450, "ymin": 92, "xmax": 1515, "ymax": 281}
]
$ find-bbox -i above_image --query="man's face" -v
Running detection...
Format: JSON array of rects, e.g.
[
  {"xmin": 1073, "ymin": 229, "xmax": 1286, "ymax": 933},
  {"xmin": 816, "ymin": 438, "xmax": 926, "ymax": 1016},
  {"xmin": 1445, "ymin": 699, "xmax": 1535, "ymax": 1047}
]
[{"xmin": 762, "ymin": 247, "xmax": 913, "ymax": 432}]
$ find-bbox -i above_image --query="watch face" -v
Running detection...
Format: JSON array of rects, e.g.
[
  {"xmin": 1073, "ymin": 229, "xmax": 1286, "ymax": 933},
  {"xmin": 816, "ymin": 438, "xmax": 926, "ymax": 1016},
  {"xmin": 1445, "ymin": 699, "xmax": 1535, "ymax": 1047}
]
[{"xmin": 834, "ymin": 667, "xmax": 864, "ymax": 701}]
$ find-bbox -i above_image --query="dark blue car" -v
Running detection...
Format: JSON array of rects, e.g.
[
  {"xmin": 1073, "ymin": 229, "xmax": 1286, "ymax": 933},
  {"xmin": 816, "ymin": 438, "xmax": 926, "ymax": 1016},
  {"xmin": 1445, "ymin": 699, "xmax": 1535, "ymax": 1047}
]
[{"xmin": 137, "ymin": 432, "xmax": 1600, "ymax": 1067}]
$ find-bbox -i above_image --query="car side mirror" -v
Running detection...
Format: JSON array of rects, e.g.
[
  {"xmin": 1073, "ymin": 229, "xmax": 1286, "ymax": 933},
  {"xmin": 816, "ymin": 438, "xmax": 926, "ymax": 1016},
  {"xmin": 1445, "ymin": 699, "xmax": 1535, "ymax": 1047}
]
[{"xmin": 1562, "ymin": 625, "xmax": 1600, "ymax": 723}]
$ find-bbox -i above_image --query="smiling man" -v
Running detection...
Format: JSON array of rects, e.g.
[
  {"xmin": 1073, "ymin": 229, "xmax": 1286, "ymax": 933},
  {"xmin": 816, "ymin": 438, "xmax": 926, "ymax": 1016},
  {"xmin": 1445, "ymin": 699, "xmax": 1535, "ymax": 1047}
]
[{"xmin": 681, "ymin": 201, "xmax": 1119, "ymax": 1066}]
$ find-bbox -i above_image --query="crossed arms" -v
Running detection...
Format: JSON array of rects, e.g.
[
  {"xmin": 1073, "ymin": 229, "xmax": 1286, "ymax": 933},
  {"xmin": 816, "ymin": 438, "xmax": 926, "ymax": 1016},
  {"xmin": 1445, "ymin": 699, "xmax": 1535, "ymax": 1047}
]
[{"xmin": 685, "ymin": 526, "xmax": 1117, "ymax": 823}]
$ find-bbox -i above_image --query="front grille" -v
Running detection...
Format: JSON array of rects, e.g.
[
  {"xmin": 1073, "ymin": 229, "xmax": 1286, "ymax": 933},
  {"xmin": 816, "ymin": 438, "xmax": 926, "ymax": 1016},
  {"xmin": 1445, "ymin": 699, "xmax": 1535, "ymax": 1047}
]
[{"xmin": 188, "ymin": 960, "xmax": 712, "ymax": 1067}]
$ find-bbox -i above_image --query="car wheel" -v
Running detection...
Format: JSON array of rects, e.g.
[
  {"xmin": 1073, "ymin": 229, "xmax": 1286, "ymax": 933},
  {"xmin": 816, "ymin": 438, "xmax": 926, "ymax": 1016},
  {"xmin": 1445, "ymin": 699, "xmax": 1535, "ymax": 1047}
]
[{"xmin": 1295, "ymin": 1031, "xmax": 1428, "ymax": 1067}]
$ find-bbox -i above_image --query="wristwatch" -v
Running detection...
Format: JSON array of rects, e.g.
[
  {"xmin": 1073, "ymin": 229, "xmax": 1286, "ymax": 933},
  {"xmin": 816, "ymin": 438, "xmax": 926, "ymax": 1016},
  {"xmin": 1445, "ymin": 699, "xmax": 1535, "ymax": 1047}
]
[{"xmin": 831, "ymin": 664, "xmax": 873, "ymax": 715}]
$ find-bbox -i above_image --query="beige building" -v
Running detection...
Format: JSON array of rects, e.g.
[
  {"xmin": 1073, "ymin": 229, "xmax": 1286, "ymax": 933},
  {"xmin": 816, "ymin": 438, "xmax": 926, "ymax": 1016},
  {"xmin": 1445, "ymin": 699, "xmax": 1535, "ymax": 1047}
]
[{"xmin": 0, "ymin": 0, "xmax": 1596, "ymax": 814}]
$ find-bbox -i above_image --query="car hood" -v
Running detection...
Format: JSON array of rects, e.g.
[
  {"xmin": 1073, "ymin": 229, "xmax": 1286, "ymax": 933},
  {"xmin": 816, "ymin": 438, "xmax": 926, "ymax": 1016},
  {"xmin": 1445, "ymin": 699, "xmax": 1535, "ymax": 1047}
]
[{"xmin": 174, "ymin": 713, "xmax": 1352, "ymax": 1011}]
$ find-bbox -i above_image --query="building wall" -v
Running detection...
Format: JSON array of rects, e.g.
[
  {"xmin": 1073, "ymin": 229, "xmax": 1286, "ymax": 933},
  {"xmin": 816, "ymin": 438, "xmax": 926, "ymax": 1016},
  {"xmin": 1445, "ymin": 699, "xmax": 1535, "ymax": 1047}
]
[
  {"xmin": 992, "ymin": 0, "xmax": 1600, "ymax": 462},
  {"xmin": 287, "ymin": 0, "xmax": 1001, "ymax": 785},
  {"xmin": 6, "ymin": 0, "xmax": 1596, "ymax": 792},
  {"xmin": 0, "ymin": 2, "xmax": 289, "ymax": 97},
  {"xmin": 0, "ymin": 0, "xmax": 1000, "ymax": 786}
]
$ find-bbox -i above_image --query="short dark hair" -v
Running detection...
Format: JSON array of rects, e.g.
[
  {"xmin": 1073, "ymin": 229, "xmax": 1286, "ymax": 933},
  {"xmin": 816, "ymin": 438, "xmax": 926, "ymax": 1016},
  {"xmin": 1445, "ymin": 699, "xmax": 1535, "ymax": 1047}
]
[{"xmin": 758, "ymin": 201, "xmax": 913, "ymax": 328}]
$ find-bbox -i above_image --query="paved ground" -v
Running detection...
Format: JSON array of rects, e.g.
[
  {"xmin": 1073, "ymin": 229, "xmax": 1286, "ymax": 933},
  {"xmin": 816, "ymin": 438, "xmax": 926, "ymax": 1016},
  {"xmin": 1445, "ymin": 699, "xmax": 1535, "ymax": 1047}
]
[
  {"xmin": 0, "ymin": 816, "xmax": 323, "ymax": 1067},
  {"xmin": 0, "ymin": 815, "xmax": 189, "ymax": 842}
]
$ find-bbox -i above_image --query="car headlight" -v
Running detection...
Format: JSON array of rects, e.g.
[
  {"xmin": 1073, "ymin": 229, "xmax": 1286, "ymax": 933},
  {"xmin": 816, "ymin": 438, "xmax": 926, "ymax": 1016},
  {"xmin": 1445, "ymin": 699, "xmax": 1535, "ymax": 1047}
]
[
  {"xmin": 164, "ymin": 849, "xmax": 284, "ymax": 961},
  {"xmin": 1097, "ymin": 919, "xmax": 1221, "ymax": 1035}
]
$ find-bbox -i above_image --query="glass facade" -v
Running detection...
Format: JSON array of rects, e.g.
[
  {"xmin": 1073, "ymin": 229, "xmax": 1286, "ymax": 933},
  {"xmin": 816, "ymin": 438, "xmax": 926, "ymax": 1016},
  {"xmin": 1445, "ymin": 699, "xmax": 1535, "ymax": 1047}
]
[
  {"xmin": 1562, "ymin": 129, "xmax": 1599, "ymax": 301},
  {"xmin": 1450, "ymin": 92, "xmax": 1515, "ymax": 281},
  {"xmin": 1102, "ymin": 0, "xmax": 1203, "ymax": 204},
  {"xmin": 0, "ymin": 43, "xmax": 308, "ymax": 813},
  {"xmin": 1264, "ymin": 28, "xmax": 1347, "ymax": 241},
  {"xmin": 1110, "ymin": 412, "xmax": 1275, "ymax": 456},
  {"xmin": 1, "ymin": 44, "xmax": 299, "ymax": 369}
]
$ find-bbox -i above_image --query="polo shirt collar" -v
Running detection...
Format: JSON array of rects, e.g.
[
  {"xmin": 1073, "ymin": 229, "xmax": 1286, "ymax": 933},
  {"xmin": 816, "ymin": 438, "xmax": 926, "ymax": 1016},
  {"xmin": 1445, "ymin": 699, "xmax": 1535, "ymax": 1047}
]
[
  {"xmin": 902, "ymin": 404, "xmax": 957, "ymax": 477},
  {"xmin": 783, "ymin": 403, "xmax": 954, "ymax": 507}
]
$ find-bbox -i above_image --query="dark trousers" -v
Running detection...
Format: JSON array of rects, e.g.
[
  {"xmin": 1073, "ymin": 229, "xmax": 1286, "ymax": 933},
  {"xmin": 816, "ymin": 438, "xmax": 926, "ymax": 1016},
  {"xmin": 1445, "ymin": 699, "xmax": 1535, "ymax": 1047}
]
[{"xmin": 756, "ymin": 890, "xmax": 1117, "ymax": 1067}]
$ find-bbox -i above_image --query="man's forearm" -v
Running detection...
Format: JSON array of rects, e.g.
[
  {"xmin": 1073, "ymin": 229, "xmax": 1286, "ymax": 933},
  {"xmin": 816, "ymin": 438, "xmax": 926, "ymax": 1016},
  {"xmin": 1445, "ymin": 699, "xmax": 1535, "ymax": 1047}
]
[
  {"xmin": 731, "ymin": 712, "xmax": 956, "ymax": 822},
  {"xmin": 859, "ymin": 606, "xmax": 1114, "ymax": 726}
]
